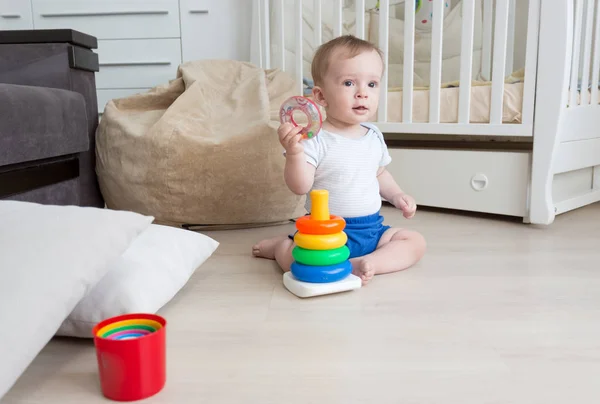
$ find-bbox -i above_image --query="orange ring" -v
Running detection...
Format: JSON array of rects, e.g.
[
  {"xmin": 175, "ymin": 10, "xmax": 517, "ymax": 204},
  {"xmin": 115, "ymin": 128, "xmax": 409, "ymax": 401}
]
[{"xmin": 295, "ymin": 215, "xmax": 345, "ymax": 235}]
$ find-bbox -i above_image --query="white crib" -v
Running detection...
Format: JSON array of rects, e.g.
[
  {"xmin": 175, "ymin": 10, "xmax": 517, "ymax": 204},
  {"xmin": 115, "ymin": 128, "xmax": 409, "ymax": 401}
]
[{"xmin": 251, "ymin": 0, "xmax": 600, "ymax": 225}]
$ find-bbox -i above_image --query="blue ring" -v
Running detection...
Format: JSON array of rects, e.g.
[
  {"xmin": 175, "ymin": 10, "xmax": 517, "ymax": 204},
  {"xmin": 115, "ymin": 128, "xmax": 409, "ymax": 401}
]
[
  {"xmin": 290, "ymin": 260, "xmax": 352, "ymax": 283},
  {"xmin": 114, "ymin": 333, "xmax": 145, "ymax": 340}
]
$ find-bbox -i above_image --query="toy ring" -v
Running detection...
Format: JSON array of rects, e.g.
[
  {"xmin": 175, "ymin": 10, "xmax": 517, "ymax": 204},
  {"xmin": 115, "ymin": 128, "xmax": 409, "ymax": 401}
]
[
  {"xmin": 291, "ymin": 260, "xmax": 353, "ymax": 283},
  {"xmin": 294, "ymin": 231, "xmax": 347, "ymax": 250},
  {"xmin": 96, "ymin": 319, "xmax": 163, "ymax": 337},
  {"xmin": 279, "ymin": 96, "xmax": 322, "ymax": 139},
  {"xmin": 105, "ymin": 329, "xmax": 153, "ymax": 340},
  {"xmin": 295, "ymin": 215, "xmax": 346, "ymax": 235},
  {"xmin": 100, "ymin": 325, "xmax": 158, "ymax": 338},
  {"xmin": 113, "ymin": 333, "xmax": 147, "ymax": 340},
  {"xmin": 292, "ymin": 245, "xmax": 350, "ymax": 266}
]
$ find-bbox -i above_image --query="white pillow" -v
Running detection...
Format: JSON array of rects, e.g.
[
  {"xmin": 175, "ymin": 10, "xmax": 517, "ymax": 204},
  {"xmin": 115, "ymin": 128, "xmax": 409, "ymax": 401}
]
[
  {"xmin": 0, "ymin": 201, "xmax": 153, "ymax": 400},
  {"xmin": 56, "ymin": 224, "xmax": 219, "ymax": 338}
]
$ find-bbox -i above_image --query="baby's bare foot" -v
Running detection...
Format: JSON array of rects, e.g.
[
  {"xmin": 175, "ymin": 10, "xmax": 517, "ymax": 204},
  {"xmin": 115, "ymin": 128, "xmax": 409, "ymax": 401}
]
[
  {"xmin": 352, "ymin": 258, "xmax": 375, "ymax": 285},
  {"xmin": 252, "ymin": 235, "xmax": 287, "ymax": 260}
]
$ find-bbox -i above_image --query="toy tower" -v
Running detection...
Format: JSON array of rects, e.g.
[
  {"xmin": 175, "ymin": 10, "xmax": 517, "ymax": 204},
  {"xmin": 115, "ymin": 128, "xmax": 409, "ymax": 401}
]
[{"xmin": 283, "ymin": 190, "xmax": 362, "ymax": 298}]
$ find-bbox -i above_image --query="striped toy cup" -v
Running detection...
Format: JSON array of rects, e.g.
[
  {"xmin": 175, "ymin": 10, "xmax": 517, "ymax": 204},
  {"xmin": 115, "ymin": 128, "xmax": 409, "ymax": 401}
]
[{"xmin": 92, "ymin": 313, "xmax": 167, "ymax": 402}]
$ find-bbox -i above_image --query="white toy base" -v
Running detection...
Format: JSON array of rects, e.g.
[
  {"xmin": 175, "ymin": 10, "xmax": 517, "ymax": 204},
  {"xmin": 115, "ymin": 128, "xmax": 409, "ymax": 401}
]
[{"xmin": 283, "ymin": 272, "xmax": 362, "ymax": 298}]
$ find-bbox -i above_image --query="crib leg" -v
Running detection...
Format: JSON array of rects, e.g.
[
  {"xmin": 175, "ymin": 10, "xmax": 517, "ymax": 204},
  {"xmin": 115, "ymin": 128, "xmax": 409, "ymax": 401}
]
[
  {"xmin": 524, "ymin": 138, "xmax": 555, "ymax": 225},
  {"xmin": 526, "ymin": 160, "xmax": 556, "ymax": 225}
]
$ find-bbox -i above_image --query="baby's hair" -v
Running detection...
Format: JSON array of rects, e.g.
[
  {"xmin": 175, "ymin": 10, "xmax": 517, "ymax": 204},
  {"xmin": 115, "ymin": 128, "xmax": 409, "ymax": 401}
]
[{"xmin": 311, "ymin": 35, "xmax": 384, "ymax": 86}]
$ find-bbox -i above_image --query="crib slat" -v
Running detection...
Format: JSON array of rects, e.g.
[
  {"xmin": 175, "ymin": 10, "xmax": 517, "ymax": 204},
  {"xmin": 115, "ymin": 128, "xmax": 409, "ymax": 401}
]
[
  {"xmin": 581, "ymin": 0, "xmax": 595, "ymax": 105},
  {"xmin": 402, "ymin": 0, "xmax": 415, "ymax": 123},
  {"xmin": 482, "ymin": 0, "xmax": 493, "ymax": 80},
  {"xmin": 355, "ymin": 0, "xmax": 365, "ymax": 39},
  {"xmin": 377, "ymin": 0, "xmax": 389, "ymax": 122},
  {"xmin": 314, "ymin": 0, "xmax": 322, "ymax": 46},
  {"xmin": 505, "ymin": 0, "xmax": 516, "ymax": 75},
  {"xmin": 429, "ymin": 0, "xmax": 444, "ymax": 124},
  {"xmin": 522, "ymin": 0, "xmax": 541, "ymax": 125},
  {"xmin": 296, "ymin": 0, "xmax": 303, "ymax": 95},
  {"xmin": 490, "ymin": 0, "xmax": 510, "ymax": 125},
  {"xmin": 277, "ymin": 0, "xmax": 285, "ymax": 70},
  {"xmin": 261, "ymin": 0, "xmax": 270, "ymax": 69},
  {"xmin": 458, "ymin": 0, "xmax": 475, "ymax": 124},
  {"xmin": 570, "ymin": 0, "xmax": 584, "ymax": 107},
  {"xmin": 334, "ymin": 0, "xmax": 343, "ymax": 37},
  {"xmin": 592, "ymin": 0, "xmax": 600, "ymax": 104}
]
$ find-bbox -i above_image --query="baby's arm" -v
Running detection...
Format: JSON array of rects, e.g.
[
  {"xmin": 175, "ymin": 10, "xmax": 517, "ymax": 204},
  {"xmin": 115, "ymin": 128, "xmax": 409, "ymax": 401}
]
[
  {"xmin": 284, "ymin": 152, "xmax": 315, "ymax": 195},
  {"xmin": 278, "ymin": 122, "xmax": 315, "ymax": 195},
  {"xmin": 372, "ymin": 126, "xmax": 416, "ymax": 218},
  {"xmin": 377, "ymin": 166, "xmax": 404, "ymax": 202},
  {"xmin": 377, "ymin": 167, "xmax": 417, "ymax": 218}
]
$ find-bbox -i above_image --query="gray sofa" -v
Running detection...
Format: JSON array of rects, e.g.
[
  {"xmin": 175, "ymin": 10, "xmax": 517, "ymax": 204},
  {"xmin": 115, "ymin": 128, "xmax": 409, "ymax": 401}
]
[{"xmin": 0, "ymin": 29, "xmax": 104, "ymax": 207}]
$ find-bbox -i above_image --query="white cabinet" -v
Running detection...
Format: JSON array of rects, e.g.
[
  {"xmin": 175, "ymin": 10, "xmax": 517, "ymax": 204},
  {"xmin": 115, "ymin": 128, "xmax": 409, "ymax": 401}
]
[
  {"xmin": 7, "ymin": 0, "xmax": 253, "ymax": 113},
  {"xmin": 0, "ymin": 0, "xmax": 34, "ymax": 30},
  {"xmin": 180, "ymin": 0, "xmax": 252, "ymax": 62}
]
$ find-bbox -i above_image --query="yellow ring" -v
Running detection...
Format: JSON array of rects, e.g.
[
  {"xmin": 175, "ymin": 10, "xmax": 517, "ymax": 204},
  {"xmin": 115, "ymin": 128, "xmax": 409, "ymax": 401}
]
[
  {"xmin": 294, "ymin": 231, "xmax": 347, "ymax": 250},
  {"xmin": 96, "ymin": 319, "xmax": 163, "ymax": 337}
]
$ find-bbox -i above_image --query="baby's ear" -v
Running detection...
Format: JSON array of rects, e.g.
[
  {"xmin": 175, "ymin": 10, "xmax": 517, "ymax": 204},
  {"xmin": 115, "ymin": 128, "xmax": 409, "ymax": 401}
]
[{"xmin": 311, "ymin": 86, "xmax": 327, "ymax": 107}]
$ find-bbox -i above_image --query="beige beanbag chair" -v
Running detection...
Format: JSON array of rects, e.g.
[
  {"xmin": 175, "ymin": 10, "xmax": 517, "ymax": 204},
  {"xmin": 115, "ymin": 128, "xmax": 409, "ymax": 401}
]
[{"xmin": 95, "ymin": 60, "xmax": 306, "ymax": 228}]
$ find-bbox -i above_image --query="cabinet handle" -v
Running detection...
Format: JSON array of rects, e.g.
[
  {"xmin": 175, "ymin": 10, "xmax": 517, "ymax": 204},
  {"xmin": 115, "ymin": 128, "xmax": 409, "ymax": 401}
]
[
  {"xmin": 99, "ymin": 61, "xmax": 172, "ymax": 67},
  {"xmin": 470, "ymin": 173, "xmax": 489, "ymax": 191},
  {"xmin": 1, "ymin": 14, "xmax": 21, "ymax": 19},
  {"xmin": 41, "ymin": 10, "xmax": 168, "ymax": 17},
  {"xmin": 189, "ymin": 9, "xmax": 209, "ymax": 14}
]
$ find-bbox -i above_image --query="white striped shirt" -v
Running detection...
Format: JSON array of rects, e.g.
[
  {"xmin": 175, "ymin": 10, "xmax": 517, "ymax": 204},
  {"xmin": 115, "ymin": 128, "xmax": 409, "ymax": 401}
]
[{"xmin": 301, "ymin": 123, "xmax": 392, "ymax": 218}]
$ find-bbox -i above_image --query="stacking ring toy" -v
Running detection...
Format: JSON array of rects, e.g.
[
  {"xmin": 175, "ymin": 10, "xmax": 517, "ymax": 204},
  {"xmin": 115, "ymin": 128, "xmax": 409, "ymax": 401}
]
[
  {"xmin": 92, "ymin": 313, "xmax": 167, "ymax": 402},
  {"xmin": 102, "ymin": 325, "xmax": 157, "ymax": 339},
  {"xmin": 292, "ymin": 245, "xmax": 350, "ymax": 266},
  {"xmin": 294, "ymin": 231, "xmax": 347, "ymax": 250},
  {"xmin": 290, "ymin": 260, "xmax": 353, "ymax": 283},
  {"xmin": 279, "ymin": 95, "xmax": 322, "ymax": 139},
  {"xmin": 96, "ymin": 318, "xmax": 163, "ymax": 337}
]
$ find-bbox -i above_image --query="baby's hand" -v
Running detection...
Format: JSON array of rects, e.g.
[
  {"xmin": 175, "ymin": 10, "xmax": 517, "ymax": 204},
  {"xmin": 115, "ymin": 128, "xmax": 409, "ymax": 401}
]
[
  {"xmin": 392, "ymin": 192, "xmax": 417, "ymax": 219},
  {"xmin": 278, "ymin": 122, "xmax": 304, "ymax": 156}
]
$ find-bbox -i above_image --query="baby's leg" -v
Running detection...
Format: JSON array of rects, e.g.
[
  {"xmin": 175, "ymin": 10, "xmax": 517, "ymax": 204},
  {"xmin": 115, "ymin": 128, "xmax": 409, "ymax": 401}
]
[
  {"xmin": 350, "ymin": 228, "xmax": 426, "ymax": 285},
  {"xmin": 252, "ymin": 235, "xmax": 295, "ymax": 272}
]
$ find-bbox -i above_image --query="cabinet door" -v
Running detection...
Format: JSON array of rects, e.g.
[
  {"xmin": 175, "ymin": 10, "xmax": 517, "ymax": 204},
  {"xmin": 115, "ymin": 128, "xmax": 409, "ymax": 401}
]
[
  {"xmin": 95, "ymin": 38, "xmax": 182, "ymax": 89},
  {"xmin": 0, "ymin": 0, "xmax": 34, "ymax": 30},
  {"xmin": 31, "ymin": 0, "xmax": 180, "ymax": 40},
  {"xmin": 180, "ymin": 0, "xmax": 253, "ymax": 62}
]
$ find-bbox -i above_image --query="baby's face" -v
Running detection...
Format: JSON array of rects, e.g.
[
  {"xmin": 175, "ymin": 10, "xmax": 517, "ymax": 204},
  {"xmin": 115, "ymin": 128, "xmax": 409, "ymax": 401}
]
[{"xmin": 317, "ymin": 49, "xmax": 383, "ymax": 125}]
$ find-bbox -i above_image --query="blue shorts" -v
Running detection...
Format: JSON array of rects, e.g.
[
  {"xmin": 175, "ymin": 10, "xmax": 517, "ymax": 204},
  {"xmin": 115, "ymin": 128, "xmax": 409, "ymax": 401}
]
[{"xmin": 289, "ymin": 211, "xmax": 391, "ymax": 259}]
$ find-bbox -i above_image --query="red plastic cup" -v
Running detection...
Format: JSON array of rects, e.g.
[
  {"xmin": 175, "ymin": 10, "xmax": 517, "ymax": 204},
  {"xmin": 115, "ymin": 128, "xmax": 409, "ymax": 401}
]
[{"xmin": 92, "ymin": 313, "xmax": 167, "ymax": 402}]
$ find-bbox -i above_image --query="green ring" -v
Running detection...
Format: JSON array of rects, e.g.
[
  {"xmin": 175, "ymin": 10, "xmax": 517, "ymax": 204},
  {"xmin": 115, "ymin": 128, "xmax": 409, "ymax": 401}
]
[
  {"xmin": 292, "ymin": 245, "xmax": 350, "ymax": 266},
  {"xmin": 101, "ymin": 324, "xmax": 156, "ymax": 338}
]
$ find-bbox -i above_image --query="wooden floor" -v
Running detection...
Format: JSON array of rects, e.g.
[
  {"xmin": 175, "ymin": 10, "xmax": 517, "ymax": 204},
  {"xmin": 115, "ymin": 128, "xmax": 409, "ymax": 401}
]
[{"xmin": 3, "ymin": 203, "xmax": 600, "ymax": 404}]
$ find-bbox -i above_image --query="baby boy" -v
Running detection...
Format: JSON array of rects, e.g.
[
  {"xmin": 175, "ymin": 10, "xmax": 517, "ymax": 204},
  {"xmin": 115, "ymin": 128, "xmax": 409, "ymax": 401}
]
[{"xmin": 253, "ymin": 35, "xmax": 426, "ymax": 285}]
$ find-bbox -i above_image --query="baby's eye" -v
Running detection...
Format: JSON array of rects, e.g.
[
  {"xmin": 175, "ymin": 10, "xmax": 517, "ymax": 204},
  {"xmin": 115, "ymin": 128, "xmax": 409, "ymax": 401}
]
[
  {"xmin": 343, "ymin": 80, "xmax": 353, "ymax": 86},
  {"xmin": 368, "ymin": 81, "xmax": 378, "ymax": 88}
]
